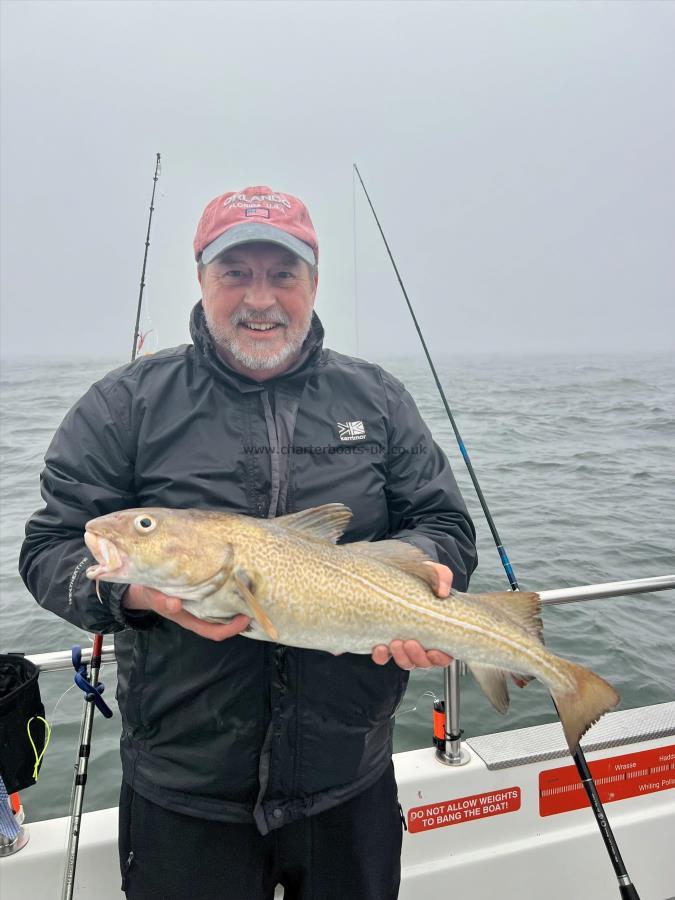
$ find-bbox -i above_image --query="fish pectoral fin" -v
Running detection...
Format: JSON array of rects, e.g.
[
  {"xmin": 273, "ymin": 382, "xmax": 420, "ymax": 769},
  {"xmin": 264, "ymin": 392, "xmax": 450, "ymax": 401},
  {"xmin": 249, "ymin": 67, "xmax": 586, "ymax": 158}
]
[
  {"xmin": 273, "ymin": 504, "xmax": 353, "ymax": 544},
  {"xmin": 468, "ymin": 664, "xmax": 510, "ymax": 714},
  {"xmin": 233, "ymin": 573, "xmax": 278, "ymax": 642},
  {"xmin": 348, "ymin": 540, "xmax": 436, "ymax": 587}
]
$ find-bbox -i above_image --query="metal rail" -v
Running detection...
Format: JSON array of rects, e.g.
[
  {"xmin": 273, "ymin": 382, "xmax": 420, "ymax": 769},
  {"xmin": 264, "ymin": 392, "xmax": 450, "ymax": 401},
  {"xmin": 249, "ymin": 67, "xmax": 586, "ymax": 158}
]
[
  {"xmin": 539, "ymin": 574, "xmax": 675, "ymax": 606},
  {"xmin": 24, "ymin": 574, "xmax": 675, "ymax": 674},
  {"xmin": 27, "ymin": 646, "xmax": 117, "ymax": 673}
]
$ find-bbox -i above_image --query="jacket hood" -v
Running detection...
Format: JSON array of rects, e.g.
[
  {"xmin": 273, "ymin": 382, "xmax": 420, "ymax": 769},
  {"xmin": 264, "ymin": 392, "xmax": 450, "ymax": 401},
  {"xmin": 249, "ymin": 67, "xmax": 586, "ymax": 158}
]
[{"xmin": 189, "ymin": 300, "xmax": 325, "ymax": 391}]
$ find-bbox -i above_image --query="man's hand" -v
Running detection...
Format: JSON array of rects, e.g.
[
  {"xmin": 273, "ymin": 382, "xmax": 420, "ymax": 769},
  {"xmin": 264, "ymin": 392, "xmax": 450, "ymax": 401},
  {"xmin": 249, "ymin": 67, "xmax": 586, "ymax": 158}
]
[
  {"xmin": 123, "ymin": 584, "xmax": 251, "ymax": 642},
  {"xmin": 371, "ymin": 562, "xmax": 454, "ymax": 670}
]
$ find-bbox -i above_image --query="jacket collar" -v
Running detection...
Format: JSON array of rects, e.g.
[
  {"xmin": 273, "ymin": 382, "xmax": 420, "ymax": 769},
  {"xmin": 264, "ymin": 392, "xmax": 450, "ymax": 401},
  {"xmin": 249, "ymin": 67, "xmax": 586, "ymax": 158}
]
[{"xmin": 189, "ymin": 300, "xmax": 325, "ymax": 393}]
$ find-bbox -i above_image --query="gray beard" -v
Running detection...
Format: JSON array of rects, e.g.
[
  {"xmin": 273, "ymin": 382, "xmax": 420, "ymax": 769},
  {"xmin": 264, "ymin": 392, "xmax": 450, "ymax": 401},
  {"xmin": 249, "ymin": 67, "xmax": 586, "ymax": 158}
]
[{"xmin": 204, "ymin": 306, "xmax": 312, "ymax": 371}]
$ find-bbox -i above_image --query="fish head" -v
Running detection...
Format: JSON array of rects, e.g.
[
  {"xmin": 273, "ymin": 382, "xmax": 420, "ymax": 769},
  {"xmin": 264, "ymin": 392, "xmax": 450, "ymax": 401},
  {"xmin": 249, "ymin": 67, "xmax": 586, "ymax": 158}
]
[{"xmin": 84, "ymin": 508, "xmax": 234, "ymax": 595}]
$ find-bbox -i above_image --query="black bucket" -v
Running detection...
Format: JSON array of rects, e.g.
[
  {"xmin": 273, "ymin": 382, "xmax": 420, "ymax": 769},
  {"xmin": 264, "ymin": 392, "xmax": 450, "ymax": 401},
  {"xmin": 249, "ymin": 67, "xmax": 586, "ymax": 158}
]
[{"xmin": 0, "ymin": 654, "xmax": 46, "ymax": 793}]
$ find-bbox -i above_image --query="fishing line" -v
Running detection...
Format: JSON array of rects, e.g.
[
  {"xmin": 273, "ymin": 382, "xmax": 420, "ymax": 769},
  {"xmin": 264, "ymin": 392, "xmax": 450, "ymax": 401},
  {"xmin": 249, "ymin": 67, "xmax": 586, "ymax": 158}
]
[
  {"xmin": 395, "ymin": 689, "xmax": 439, "ymax": 719},
  {"xmin": 352, "ymin": 166, "xmax": 360, "ymax": 357},
  {"xmin": 48, "ymin": 683, "xmax": 77, "ymax": 725},
  {"xmin": 353, "ymin": 163, "xmax": 641, "ymax": 900}
]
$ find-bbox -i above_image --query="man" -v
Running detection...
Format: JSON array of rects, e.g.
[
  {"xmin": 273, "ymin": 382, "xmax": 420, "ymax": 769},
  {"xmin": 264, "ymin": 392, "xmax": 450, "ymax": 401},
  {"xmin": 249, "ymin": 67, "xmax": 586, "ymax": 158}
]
[{"xmin": 20, "ymin": 186, "xmax": 477, "ymax": 899}]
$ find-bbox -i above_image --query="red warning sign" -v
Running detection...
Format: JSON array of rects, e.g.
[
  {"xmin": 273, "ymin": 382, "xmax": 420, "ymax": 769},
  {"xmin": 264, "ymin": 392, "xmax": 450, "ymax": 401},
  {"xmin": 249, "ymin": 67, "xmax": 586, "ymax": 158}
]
[
  {"xmin": 407, "ymin": 787, "xmax": 521, "ymax": 833},
  {"xmin": 540, "ymin": 744, "xmax": 675, "ymax": 817}
]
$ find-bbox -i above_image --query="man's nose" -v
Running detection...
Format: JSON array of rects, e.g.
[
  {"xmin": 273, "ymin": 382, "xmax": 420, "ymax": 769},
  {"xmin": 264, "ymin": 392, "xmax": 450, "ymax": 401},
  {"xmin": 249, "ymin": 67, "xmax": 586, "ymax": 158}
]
[{"xmin": 242, "ymin": 277, "xmax": 276, "ymax": 309}]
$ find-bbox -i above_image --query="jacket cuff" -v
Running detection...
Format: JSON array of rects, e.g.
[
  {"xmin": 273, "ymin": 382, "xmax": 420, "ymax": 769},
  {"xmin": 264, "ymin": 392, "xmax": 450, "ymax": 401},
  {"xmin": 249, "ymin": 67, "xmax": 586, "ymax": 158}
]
[
  {"xmin": 395, "ymin": 533, "xmax": 440, "ymax": 563},
  {"xmin": 99, "ymin": 582, "xmax": 160, "ymax": 630}
]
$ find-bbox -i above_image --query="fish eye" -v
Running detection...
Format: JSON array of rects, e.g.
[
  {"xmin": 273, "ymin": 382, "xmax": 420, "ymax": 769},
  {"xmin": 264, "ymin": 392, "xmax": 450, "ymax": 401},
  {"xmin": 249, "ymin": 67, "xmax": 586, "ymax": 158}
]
[{"xmin": 134, "ymin": 514, "xmax": 157, "ymax": 533}]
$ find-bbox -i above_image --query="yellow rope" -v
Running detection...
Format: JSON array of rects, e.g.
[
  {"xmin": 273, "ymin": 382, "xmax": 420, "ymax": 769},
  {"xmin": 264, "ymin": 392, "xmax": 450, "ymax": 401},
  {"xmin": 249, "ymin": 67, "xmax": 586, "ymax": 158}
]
[{"xmin": 27, "ymin": 716, "xmax": 51, "ymax": 781}]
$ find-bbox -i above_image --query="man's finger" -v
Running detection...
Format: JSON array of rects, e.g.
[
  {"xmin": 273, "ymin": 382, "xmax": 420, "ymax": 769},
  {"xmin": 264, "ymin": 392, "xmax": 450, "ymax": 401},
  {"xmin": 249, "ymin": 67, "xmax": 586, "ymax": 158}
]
[
  {"xmin": 439, "ymin": 570, "xmax": 453, "ymax": 596},
  {"xmin": 218, "ymin": 613, "xmax": 251, "ymax": 637},
  {"xmin": 371, "ymin": 645, "xmax": 391, "ymax": 665},
  {"xmin": 162, "ymin": 609, "xmax": 251, "ymax": 642},
  {"xmin": 427, "ymin": 650, "xmax": 453, "ymax": 667},
  {"xmin": 423, "ymin": 562, "xmax": 453, "ymax": 598},
  {"xmin": 389, "ymin": 640, "xmax": 415, "ymax": 670},
  {"xmin": 195, "ymin": 613, "xmax": 250, "ymax": 641},
  {"xmin": 402, "ymin": 640, "xmax": 433, "ymax": 668},
  {"xmin": 435, "ymin": 567, "xmax": 453, "ymax": 597},
  {"xmin": 422, "ymin": 562, "xmax": 440, "ymax": 594}
]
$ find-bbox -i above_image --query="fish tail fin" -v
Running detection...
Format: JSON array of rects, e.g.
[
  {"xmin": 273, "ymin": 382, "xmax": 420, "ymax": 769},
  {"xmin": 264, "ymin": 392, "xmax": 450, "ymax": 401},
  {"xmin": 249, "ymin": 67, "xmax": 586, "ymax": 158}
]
[{"xmin": 551, "ymin": 661, "xmax": 620, "ymax": 752}]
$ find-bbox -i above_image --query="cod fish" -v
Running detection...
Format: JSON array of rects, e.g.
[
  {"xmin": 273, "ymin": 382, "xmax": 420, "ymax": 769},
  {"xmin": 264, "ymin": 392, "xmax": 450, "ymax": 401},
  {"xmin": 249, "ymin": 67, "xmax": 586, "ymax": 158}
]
[{"xmin": 84, "ymin": 503, "xmax": 620, "ymax": 751}]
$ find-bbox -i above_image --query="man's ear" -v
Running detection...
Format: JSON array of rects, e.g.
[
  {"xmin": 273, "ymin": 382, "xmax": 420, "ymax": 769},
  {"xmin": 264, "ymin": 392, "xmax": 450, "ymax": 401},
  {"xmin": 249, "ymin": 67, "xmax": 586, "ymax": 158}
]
[{"xmin": 197, "ymin": 268, "xmax": 203, "ymax": 288}]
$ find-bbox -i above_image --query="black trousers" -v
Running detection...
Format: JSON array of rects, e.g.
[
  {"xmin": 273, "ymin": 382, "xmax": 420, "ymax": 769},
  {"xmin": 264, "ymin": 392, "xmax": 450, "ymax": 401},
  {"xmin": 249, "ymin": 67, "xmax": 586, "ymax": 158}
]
[{"xmin": 119, "ymin": 764, "xmax": 403, "ymax": 900}]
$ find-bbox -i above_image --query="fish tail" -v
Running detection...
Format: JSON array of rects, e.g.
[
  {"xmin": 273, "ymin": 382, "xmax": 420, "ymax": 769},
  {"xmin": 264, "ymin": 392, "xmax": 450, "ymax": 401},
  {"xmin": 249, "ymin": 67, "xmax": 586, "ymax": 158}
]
[{"xmin": 551, "ymin": 660, "xmax": 620, "ymax": 752}]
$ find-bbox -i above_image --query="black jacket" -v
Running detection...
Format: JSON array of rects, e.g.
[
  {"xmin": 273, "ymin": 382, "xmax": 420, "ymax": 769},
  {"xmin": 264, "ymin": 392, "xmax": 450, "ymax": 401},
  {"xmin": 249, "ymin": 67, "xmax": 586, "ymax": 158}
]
[{"xmin": 20, "ymin": 303, "xmax": 477, "ymax": 834}]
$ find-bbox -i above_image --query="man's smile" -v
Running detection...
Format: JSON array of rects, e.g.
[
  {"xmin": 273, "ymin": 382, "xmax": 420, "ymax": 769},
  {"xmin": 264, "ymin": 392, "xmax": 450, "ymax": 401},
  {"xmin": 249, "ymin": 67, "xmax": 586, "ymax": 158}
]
[{"xmin": 240, "ymin": 322, "xmax": 285, "ymax": 333}]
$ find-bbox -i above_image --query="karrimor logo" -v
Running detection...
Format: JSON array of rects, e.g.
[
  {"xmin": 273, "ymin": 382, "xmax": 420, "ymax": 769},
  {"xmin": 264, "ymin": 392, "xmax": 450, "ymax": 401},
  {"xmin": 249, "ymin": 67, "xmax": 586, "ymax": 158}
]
[{"xmin": 337, "ymin": 421, "xmax": 367, "ymax": 442}]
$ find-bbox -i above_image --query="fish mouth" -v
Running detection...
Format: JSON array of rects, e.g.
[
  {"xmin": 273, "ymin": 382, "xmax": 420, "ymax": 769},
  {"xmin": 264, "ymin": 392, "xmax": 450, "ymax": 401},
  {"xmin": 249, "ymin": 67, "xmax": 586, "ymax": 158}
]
[{"xmin": 84, "ymin": 530, "xmax": 127, "ymax": 580}]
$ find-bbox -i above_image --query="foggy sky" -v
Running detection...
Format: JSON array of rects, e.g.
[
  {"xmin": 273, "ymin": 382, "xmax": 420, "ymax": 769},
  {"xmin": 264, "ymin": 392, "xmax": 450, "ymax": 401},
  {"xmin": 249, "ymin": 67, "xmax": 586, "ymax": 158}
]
[{"xmin": 1, "ymin": 0, "xmax": 674, "ymax": 362}]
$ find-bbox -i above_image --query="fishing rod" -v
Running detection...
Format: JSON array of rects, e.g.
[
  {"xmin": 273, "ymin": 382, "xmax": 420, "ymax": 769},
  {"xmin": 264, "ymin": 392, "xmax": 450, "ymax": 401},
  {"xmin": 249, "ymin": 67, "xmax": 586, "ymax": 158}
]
[
  {"xmin": 353, "ymin": 163, "xmax": 641, "ymax": 900},
  {"xmin": 60, "ymin": 636, "xmax": 111, "ymax": 900},
  {"xmin": 352, "ymin": 165, "xmax": 517, "ymax": 591},
  {"xmin": 131, "ymin": 152, "xmax": 162, "ymax": 361},
  {"xmin": 62, "ymin": 153, "xmax": 163, "ymax": 900}
]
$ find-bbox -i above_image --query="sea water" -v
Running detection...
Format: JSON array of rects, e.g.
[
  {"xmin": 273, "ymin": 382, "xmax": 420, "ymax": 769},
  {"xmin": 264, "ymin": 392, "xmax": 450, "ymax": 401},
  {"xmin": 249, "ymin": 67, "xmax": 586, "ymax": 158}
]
[{"xmin": 1, "ymin": 352, "xmax": 674, "ymax": 822}]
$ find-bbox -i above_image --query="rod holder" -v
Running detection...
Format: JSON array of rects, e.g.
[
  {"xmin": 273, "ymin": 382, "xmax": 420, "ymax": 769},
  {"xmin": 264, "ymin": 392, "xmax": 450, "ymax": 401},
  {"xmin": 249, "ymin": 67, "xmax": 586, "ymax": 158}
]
[
  {"xmin": 0, "ymin": 798, "xmax": 29, "ymax": 858},
  {"xmin": 436, "ymin": 660, "xmax": 470, "ymax": 767}
]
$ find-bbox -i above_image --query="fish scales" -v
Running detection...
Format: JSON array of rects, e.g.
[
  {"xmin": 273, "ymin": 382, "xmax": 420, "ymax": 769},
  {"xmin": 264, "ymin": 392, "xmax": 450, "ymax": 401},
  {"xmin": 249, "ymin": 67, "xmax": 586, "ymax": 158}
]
[
  {"xmin": 217, "ymin": 522, "xmax": 572, "ymax": 694},
  {"xmin": 83, "ymin": 503, "xmax": 620, "ymax": 751}
]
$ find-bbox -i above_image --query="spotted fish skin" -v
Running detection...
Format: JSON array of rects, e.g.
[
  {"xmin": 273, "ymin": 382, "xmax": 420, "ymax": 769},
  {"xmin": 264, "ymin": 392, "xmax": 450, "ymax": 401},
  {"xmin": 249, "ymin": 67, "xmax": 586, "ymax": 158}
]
[{"xmin": 84, "ymin": 503, "xmax": 620, "ymax": 751}]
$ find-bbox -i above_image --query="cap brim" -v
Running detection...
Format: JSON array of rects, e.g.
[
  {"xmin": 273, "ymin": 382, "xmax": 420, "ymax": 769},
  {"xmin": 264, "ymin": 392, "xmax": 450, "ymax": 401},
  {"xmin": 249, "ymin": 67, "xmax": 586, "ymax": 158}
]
[{"xmin": 201, "ymin": 222, "xmax": 316, "ymax": 267}]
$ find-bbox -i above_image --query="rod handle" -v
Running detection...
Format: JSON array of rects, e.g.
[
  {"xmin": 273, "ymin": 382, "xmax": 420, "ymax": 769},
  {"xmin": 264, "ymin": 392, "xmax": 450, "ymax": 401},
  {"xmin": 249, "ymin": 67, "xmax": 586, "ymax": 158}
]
[{"xmin": 619, "ymin": 884, "xmax": 640, "ymax": 900}]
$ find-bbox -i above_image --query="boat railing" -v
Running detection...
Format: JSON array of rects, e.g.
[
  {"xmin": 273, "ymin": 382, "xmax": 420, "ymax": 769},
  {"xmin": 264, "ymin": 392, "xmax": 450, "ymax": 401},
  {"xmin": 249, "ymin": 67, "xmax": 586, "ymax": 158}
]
[{"xmin": 24, "ymin": 574, "xmax": 675, "ymax": 765}]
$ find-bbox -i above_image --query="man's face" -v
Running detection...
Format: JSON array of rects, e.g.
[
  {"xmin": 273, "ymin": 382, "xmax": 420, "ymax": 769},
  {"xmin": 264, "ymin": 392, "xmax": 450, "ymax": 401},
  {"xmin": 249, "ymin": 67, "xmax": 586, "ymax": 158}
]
[{"xmin": 198, "ymin": 242, "xmax": 318, "ymax": 380}]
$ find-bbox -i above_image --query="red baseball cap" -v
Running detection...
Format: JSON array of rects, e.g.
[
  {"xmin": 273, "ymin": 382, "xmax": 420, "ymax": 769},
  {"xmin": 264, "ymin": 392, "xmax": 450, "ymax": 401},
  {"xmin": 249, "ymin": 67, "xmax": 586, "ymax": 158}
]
[{"xmin": 194, "ymin": 186, "xmax": 318, "ymax": 267}]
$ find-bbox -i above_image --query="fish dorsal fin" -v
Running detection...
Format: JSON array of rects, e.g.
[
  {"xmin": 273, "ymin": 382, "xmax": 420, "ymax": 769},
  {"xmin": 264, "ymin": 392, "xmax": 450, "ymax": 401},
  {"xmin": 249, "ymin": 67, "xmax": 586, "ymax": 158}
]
[
  {"xmin": 274, "ymin": 504, "xmax": 353, "ymax": 544},
  {"xmin": 459, "ymin": 590, "xmax": 544, "ymax": 643},
  {"xmin": 348, "ymin": 540, "xmax": 436, "ymax": 588}
]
